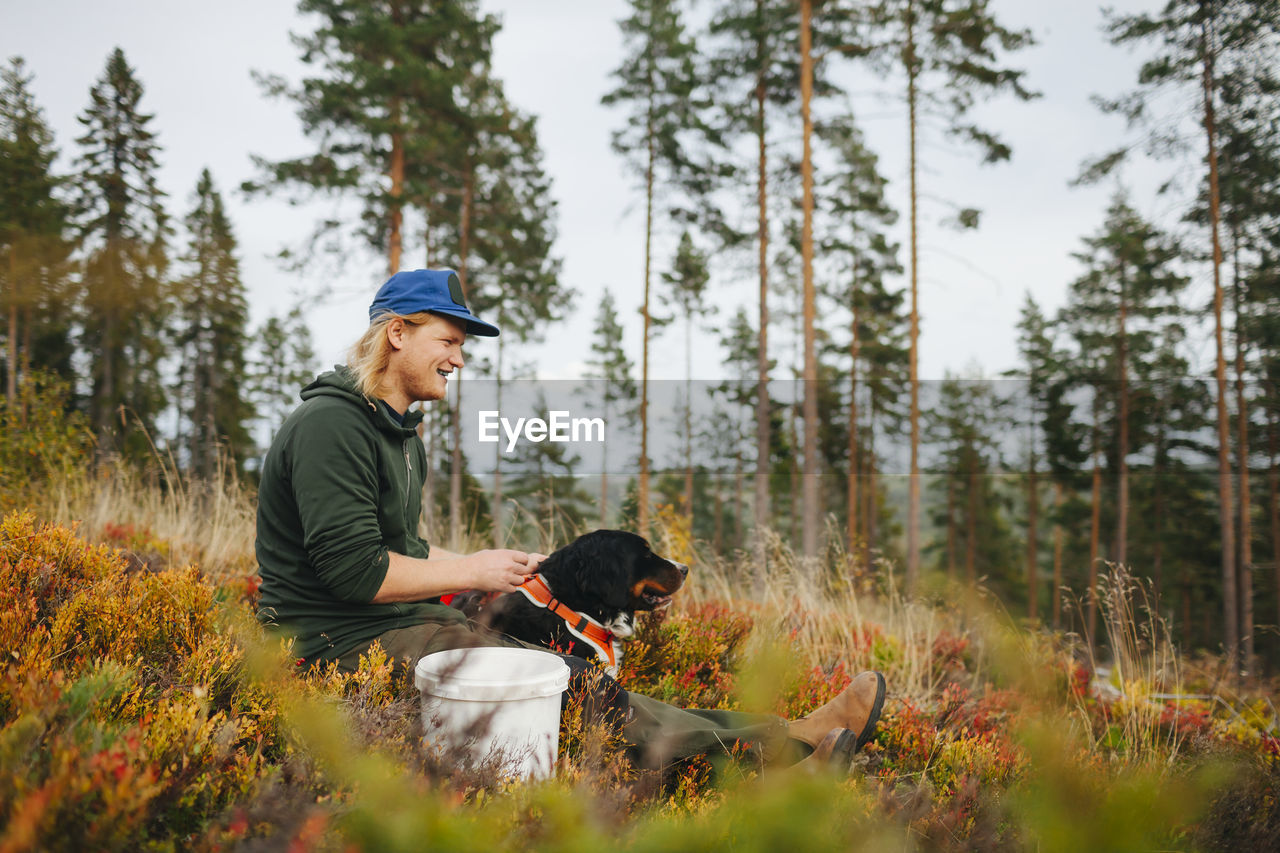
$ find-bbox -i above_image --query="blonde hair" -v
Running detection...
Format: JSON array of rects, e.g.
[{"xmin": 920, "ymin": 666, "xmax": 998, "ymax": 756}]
[{"xmin": 346, "ymin": 311, "xmax": 436, "ymax": 400}]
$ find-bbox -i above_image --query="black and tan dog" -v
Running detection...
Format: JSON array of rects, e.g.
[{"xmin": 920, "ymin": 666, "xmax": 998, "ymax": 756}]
[{"xmin": 460, "ymin": 530, "xmax": 688, "ymax": 676}]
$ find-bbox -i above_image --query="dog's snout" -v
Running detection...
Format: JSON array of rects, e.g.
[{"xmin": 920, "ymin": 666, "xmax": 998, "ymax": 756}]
[{"xmin": 674, "ymin": 561, "xmax": 689, "ymax": 578}]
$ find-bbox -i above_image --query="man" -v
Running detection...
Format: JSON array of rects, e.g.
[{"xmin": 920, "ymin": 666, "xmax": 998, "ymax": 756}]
[{"xmin": 255, "ymin": 268, "xmax": 885, "ymax": 773}]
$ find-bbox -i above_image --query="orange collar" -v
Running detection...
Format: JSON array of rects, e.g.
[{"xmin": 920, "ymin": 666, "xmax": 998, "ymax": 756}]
[{"xmin": 516, "ymin": 575, "xmax": 618, "ymax": 673}]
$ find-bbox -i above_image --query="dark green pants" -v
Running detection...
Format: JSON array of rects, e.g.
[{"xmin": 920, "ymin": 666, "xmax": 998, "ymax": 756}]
[{"xmin": 336, "ymin": 618, "xmax": 802, "ymax": 772}]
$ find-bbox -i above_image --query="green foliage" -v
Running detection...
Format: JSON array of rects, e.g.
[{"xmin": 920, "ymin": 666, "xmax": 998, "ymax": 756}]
[
  {"xmin": 602, "ymin": 0, "xmax": 705, "ymax": 210},
  {"xmin": 74, "ymin": 47, "xmax": 172, "ymax": 460},
  {"xmin": 250, "ymin": 305, "xmax": 317, "ymax": 434},
  {"xmin": 0, "ymin": 56, "xmax": 74, "ymax": 393},
  {"xmin": 0, "ymin": 373, "xmax": 92, "ymax": 511},
  {"xmin": 247, "ymin": 0, "xmax": 496, "ymax": 267},
  {"xmin": 173, "ymin": 169, "xmax": 255, "ymax": 477}
]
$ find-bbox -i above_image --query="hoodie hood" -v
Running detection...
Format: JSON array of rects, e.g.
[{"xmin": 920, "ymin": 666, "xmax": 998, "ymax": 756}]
[{"xmin": 301, "ymin": 366, "xmax": 425, "ymax": 435}]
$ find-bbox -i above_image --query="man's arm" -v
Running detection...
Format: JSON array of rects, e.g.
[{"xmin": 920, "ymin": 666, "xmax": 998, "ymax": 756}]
[{"xmin": 370, "ymin": 548, "xmax": 549, "ymax": 604}]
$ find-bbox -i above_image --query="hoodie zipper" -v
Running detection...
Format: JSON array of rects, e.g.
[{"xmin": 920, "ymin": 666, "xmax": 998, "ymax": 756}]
[{"xmin": 403, "ymin": 439, "xmax": 412, "ymax": 509}]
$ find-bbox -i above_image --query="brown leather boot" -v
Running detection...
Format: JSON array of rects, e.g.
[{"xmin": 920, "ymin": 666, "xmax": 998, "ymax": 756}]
[
  {"xmin": 789, "ymin": 670, "xmax": 886, "ymax": 751},
  {"xmin": 792, "ymin": 727, "xmax": 858, "ymax": 774}
]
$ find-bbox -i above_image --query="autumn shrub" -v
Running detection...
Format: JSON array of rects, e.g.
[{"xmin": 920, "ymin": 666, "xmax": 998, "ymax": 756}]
[
  {"xmin": 0, "ymin": 373, "xmax": 93, "ymax": 514},
  {"xmin": 5, "ymin": 508, "xmax": 1280, "ymax": 851},
  {"xmin": 617, "ymin": 603, "xmax": 752, "ymax": 710}
]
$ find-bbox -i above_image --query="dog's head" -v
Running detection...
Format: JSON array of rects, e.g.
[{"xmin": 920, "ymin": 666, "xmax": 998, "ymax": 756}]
[{"xmin": 536, "ymin": 529, "xmax": 688, "ymax": 639}]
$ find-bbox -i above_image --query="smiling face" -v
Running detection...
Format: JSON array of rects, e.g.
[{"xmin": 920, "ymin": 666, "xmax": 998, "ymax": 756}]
[{"xmin": 382, "ymin": 313, "xmax": 467, "ymax": 411}]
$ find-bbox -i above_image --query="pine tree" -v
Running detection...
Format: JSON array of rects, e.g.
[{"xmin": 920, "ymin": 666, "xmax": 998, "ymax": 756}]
[
  {"xmin": 584, "ymin": 289, "xmax": 638, "ymax": 527},
  {"xmin": 713, "ymin": 308, "xmax": 773, "ymax": 562},
  {"xmin": 926, "ymin": 372, "xmax": 1016, "ymax": 594},
  {"xmin": 252, "ymin": 306, "xmax": 316, "ymax": 434},
  {"xmin": 1136, "ymin": 324, "xmax": 1216, "ymax": 636},
  {"xmin": 603, "ymin": 0, "xmax": 704, "ymax": 539},
  {"xmin": 818, "ymin": 111, "xmax": 903, "ymax": 557},
  {"xmin": 425, "ymin": 84, "xmax": 567, "ymax": 545},
  {"xmin": 1009, "ymin": 293, "xmax": 1063, "ymax": 621},
  {"xmin": 504, "ymin": 392, "xmax": 593, "ymax": 544},
  {"xmin": 74, "ymin": 48, "xmax": 170, "ymax": 461},
  {"xmin": 451, "ymin": 101, "xmax": 568, "ymax": 543},
  {"xmin": 248, "ymin": 0, "xmax": 494, "ymax": 275},
  {"xmin": 1092, "ymin": 0, "xmax": 1280, "ymax": 669},
  {"xmin": 0, "ymin": 57, "xmax": 72, "ymax": 406},
  {"xmin": 661, "ymin": 231, "xmax": 712, "ymax": 527},
  {"xmin": 703, "ymin": 0, "xmax": 803, "ymax": 564},
  {"xmin": 865, "ymin": 0, "xmax": 1037, "ymax": 588},
  {"xmin": 845, "ymin": 287, "xmax": 909, "ymax": 570},
  {"xmin": 175, "ymin": 169, "xmax": 254, "ymax": 477},
  {"xmin": 797, "ymin": 0, "xmax": 823, "ymax": 557},
  {"xmin": 1064, "ymin": 196, "xmax": 1187, "ymax": 575},
  {"xmin": 1194, "ymin": 60, "xmax": 1280, "ymax": 669}
]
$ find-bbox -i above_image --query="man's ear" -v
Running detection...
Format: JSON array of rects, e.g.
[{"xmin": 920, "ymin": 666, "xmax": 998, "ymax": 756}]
[{"xmin": 385, "ymin": 317, "xmax": 407, "ymax": 351}]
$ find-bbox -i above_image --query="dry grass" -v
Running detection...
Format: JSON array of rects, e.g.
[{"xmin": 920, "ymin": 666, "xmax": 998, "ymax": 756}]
[
  {"xmin": 25, "ymin": 457, "xmax": 1229, "ymax": 741},
  {"xmin": 41, "ymin": 455, "xmax": 257, "ymax": 581}
]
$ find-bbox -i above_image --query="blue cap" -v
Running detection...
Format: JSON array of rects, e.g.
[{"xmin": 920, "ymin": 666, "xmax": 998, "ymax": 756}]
[{"xmin": 368, "ymin": 269, "xmax": 500, "ymax": 337}]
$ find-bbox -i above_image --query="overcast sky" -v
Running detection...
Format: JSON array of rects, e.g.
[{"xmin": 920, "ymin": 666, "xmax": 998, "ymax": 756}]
[{"xmin": 3, "ymin": 0, "xmax": 1199, "ymax": 385}]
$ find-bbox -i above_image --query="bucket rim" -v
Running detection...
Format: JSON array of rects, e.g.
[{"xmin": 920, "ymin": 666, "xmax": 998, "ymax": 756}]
[{"xmin": 414, "ymin": 647, "xmax": 571, "ymax": 701}]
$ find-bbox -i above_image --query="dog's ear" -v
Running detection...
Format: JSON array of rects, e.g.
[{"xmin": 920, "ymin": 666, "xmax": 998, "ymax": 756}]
[{"xmin": 559, "ymin": 531, "xmax": 630, "ymax": 612}]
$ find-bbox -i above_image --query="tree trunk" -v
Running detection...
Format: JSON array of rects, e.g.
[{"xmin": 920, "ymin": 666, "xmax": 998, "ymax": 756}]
[
  {"xmin": 599, "ymin": 398, "xmax": 610, "ymax": 528},
  {"xmin": 965, "ymin": 455, "xmax": 979, "ymax": 585},
  {"xmin": 639, "ymin": 93, "xmax": 655, "ymax": 539},
  {"xmin": 388, "ymin": 124, "xmax": 404, "ymax": 276},
  {"xmin": 1202, "ymin": 14, "xmax": 1238, "ymax": 671},
  {"xmin": 492, "ymin": 335, "xmax": 505, "ymax": 546},
  {"xmin": 1269, "ymin": 407, "xmax": 1280, "ymax": 642},
  {"xmin": 945, "ymin": 473, "xmax": 957, "ymax": 580},
  {"xmin": 799, "ymin": 0, "xmax": 820, "ymax": 558},
  {"xmin": 450, "ymin": 160, "xmax": 474, "ymax": 546},
  {"xmin": 19, "ymin": 304, "xmax": 30, "ymax": 426},
  {"xmin": 98, "ymin": 308, "xmax": 117, "ymax": 456},
  {"xmin": 6, "ymin": 245, "xmax": 16, "ymax": 404},
  {"xmin": 1053, "ymin": 481, "xmax": 1064, "ymax": 629},
  {"xmin": 1088, "ymin": 395, "xmax": 1103, "ymax": 652},
  {"xmin": 713, "ymin": 471, "xmax": 724, "ymax": 554},
  {"xmin": 753, "ymin": 11, "xmax": 772, "ymax": 576},
  {"xmin": 1027, "ymin": 443, "xmax": 1039, "ymax": 620},
  {"xmin": 1153, "ymin": 406, "xmax": 1167, "ymax": 606},
  {"xmin": 1116, "ymin": 272, "xmax": 1129, "ymax": 566},
  {"xmin": 684, "ymin": 317, "xmax": 694, "ymax": 528},
  {"xmin": 866, "ymin": 418, "xmax": 878, "ymax": 567},
  {"xmin": 203, "ymin": 330, "xmax": 219, "ymax": 481},
  {"xmin": 734, "ymin": 448, "xmax": 745, "ymax": 551},
  {"xmin": 905, "ymin": 0, "xmax": 922, "ymax": 591},
  {"xmin": 847, "ymin": 277, "xmax": 860, "ymax": 551},
  {"xmin": 386, "ymin": 1, "xmax": 405, "ymax": 275},
  {"xmin": 419, "ymin": 234, "xmax": 435, "ymax": 537},
  {"xmin": 789, "ymin": 397, "xmax": 801, "ymax": 544},
  {"xmin": 1233, "ymin": 246, "xmax": 1253, "ymax": 669}
]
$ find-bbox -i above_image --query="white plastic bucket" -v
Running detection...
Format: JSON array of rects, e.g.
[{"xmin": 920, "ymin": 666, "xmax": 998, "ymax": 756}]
[{"xmin": 414, "ymin": 647, "xmax": 570, "ymax": 779}]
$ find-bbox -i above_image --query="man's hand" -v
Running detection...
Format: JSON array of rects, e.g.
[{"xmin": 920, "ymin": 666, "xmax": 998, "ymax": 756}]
[
  {"xmin": 372, "ymin": 547, "xmax": 551, "ymax": 603},
  {"xmin": 465, "ymin": 549, "xmax": 540, "ymax": 593}
]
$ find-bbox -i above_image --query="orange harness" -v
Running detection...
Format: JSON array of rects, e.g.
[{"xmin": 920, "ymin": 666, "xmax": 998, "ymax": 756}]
[{"xmin": 515, "ymin": 575, "xmax": 619, "ymax": 675}]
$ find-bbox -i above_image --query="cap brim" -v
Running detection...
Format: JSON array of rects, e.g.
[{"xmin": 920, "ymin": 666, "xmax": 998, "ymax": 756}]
[{"xmin": 429, "ymin": 308, "xmax": 499, "ymax": 337}]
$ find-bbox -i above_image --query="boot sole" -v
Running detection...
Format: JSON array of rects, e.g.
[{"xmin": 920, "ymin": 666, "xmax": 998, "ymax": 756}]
[
  {"xmin": 854, "ymin": 671, "xmax": 887, "ymax": 751},
  {"xmin": 830, "ymin": 727, "xmax": 858, "ymax": 766}
]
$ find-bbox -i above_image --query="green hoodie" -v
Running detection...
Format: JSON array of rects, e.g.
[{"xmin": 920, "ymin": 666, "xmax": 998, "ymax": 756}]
[{"xmin": 255, "ymin": 366, "xmax": 466, "ymax": 667}]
